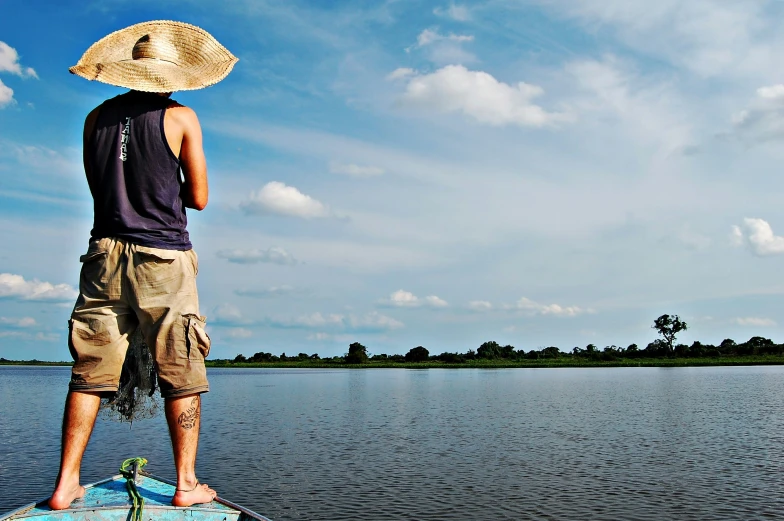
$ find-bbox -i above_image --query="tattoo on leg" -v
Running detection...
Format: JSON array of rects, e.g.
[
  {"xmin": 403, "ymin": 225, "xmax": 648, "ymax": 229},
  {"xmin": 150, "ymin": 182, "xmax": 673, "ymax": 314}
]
[{"xmin": 177, "ymin": 397, "xmax": 199, "ymax": 430}]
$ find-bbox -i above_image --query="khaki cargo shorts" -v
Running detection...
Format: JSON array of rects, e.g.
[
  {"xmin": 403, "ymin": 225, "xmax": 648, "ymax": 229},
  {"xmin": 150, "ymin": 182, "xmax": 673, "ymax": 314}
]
[{"xmin": 68, "ymin": 237, "xmax": 210, "ymax": 398}]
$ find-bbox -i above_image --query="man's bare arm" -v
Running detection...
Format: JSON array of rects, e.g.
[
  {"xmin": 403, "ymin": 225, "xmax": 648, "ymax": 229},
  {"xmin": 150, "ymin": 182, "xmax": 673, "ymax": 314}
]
[{"xmin": 168, "ymin": 106, "xmax": 208, "ymax": 211}]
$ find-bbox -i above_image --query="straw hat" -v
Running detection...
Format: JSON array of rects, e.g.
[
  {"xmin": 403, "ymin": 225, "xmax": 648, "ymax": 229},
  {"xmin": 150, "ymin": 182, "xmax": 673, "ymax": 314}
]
[{"xmin": 69, "ymin": 20, "xmax": 238, "ymax": 92}]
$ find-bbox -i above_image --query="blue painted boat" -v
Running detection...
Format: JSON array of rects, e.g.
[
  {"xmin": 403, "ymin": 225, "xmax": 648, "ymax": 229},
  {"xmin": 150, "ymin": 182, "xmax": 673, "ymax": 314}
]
[{"xmin": 0, "ymin": 467, "xmax": 272, "ymax": 521}]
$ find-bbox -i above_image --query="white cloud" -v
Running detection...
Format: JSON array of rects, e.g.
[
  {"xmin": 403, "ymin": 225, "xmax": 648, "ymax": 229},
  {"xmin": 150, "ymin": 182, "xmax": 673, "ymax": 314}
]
[
  {"xmin": 732, "ymin": 218, "xmax": 784, "ymax": 256},
  {"xmin": 513, "ymin": 297, "xmax": 591, "ymax": 317},
  {"xmin": 0, "ymin": 273, "xmax": 77, "ymax": 302},
  {"xmin": 413, "ymin": 28, "xmax": 474, "ymax": 48},
  {"xmin": 424, "ymin": 295, "xmax": 448, "ymax": 307},
  {"xmin": 217, "ymin": 247, "xmax": 297, "ymax": 265},
  {"xmin": 387, "ymin": 68, "xmax": 416, "ymax": 81},
  {"xmin": 329, "ymin": 161, "xmax": 384, "ymax": 177},
  {"xmin": 468, "ymin": 300, "xmax": 493, "ymax": 312},
  {"xmin": 733, "ymin": 317, "xmax": 776, "ymax": 327},
  {"xmin": 240, "ymin": 181, "xmax": 329, "ymax": 218},
  {"xmin": 433, "ymin": 4, "xmax": 471, "ymax": 21},
  {"xmin": 0, "ymin": 79, "xmax": 13, "ymax": 108},
  {"xmin": 381, "ymin": 289, "xmax": 448, "ymax": 308},
  {"xmin": 226, "ymin": 327, "xmax": 253, "ymax": 339},
  {"xmin": 0, "ymin": 42, "xmax": 37, "ymax": 78},
  {"xmin": 396, "ymin": 65, "xmax": 570, "ymax": 127},
  {"xmin": 0, "ymin": 316, "xmax": 36, "ymax": 327}
]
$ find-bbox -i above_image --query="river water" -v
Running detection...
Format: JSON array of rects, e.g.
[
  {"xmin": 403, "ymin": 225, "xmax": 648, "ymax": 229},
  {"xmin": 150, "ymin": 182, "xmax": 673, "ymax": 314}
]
[{"xmin": 2, "ymin": 365, "xmax": 784, "ymax": 520}]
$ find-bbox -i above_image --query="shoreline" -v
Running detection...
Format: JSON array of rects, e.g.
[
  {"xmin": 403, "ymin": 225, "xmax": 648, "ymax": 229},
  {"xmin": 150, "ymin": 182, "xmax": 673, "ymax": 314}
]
[{"xmin": 5, "ymin": 356, "xmax": 784, "ymax": 369}]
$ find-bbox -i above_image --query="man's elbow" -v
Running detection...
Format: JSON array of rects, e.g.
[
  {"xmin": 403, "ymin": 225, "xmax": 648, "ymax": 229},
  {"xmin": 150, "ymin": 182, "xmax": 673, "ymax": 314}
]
[{"xmin": 185, "ymin": 194, "xmax": 208, "ymax": 211}]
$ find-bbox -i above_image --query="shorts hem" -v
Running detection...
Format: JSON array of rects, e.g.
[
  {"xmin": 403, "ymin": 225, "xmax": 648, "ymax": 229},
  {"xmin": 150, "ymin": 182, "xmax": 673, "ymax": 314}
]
[
  {"xmin": 69, "ymin": 383, "xmax": 119, "ymax": 393},
  {"xmin": 161, "ymin": 385, "xmax": 209, "ymax": 398}
]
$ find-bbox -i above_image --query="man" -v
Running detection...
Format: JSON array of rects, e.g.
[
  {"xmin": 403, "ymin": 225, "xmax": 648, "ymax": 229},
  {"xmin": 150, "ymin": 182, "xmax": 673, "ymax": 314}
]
[{"xmin": 49, "ymin": 21, "xmax": 238, "ymax": 510}]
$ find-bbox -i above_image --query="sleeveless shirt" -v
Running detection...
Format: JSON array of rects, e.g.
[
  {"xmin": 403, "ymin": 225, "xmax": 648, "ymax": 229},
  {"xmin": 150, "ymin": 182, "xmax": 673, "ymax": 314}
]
[{"xmin": 86, "ymin": 91, "xmax": 191, "ymax": 250}]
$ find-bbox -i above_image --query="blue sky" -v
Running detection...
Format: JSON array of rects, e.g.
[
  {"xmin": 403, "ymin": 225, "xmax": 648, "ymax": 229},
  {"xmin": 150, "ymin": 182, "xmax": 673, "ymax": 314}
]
[{"xmin": 3, "ymin": 0, "xmax": 784, "ymax": 360}]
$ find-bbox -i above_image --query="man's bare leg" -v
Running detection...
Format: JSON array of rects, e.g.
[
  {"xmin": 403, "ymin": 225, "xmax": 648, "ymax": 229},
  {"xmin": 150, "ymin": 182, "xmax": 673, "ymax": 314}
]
[
  {"xmin": 165, "ymin": 393, "xmax": 216, "ymax": 506},
  {"xmin": 49, "ymin": 391, "xmax": 101, "ymax": 510}
]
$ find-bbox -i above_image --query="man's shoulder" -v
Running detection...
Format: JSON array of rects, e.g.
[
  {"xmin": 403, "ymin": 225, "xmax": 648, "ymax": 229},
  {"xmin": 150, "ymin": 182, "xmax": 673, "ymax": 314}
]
[{"xmin": 166, "ymin": 103, "xmax": 200, "ymax": 125}]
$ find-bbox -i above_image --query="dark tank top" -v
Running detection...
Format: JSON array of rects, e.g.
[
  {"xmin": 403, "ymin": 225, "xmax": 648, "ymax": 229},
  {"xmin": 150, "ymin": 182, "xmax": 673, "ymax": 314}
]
[{"xmin": 86, "ymin": 90, "xmax": 191, "ymax": 250}]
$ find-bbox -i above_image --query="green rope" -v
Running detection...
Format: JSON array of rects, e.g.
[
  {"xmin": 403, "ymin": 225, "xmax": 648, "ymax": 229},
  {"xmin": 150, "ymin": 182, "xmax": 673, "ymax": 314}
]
[{"xmin": 119, "ymin": 457, "xmax": 148, "ymax": 521}]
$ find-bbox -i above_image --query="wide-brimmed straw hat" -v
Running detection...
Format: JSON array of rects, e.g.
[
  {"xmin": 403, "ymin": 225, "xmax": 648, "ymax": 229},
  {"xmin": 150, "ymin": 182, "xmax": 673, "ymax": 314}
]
[{"xmin": 69, "ymin": 20, "xmax": 238, "ymax": 92}]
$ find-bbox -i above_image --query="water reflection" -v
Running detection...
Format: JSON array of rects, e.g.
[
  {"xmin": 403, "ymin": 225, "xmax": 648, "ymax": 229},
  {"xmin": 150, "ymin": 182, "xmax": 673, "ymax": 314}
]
[{"xmin": 3, "ymin": 366, "xmax": 784, "ymax": 520}]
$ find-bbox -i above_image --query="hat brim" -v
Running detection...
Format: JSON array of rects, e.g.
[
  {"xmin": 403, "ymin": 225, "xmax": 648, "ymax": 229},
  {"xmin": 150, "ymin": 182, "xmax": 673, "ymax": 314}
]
[{"xmin": 69, "ymin": 20, "xmax": 238, "ymax": 92}]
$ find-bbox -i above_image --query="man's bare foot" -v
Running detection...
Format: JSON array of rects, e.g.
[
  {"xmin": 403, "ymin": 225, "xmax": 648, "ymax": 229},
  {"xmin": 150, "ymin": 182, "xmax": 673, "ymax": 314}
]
[
  {"xmin": 48, "ymin": 482, "xmax": 86, "ymax": 510},
  {"xmin": 172, "ymin": 482, "xmax": 217, "ymax": 507}
]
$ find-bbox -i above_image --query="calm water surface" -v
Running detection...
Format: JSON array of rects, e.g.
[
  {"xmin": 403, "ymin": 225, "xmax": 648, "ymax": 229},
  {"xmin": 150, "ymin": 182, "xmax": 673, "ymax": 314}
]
[{"xmin": 2, "ymin": 366, "xmax": 784, "ymax": 520}]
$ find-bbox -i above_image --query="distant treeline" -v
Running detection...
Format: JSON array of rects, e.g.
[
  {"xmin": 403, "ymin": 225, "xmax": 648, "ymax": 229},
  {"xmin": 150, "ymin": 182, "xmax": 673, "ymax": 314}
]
[
  {"xmin": 225, "ymin": 336, "xmax": 783, "ymax": 365},
  {"xmin": 223, "ymin": 314, "xmax": 781, "ymax": 364}
]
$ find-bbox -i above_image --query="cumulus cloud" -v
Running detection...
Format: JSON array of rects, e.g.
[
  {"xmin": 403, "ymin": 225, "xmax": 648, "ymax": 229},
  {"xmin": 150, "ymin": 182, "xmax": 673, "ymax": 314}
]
[
  {"xmin": 0, "ymin": 42, "xmax": 37, "ymax": 78},
  {"xmin": 0, "ymin": 316, "xmax": 36, "ymax": 327},
  {"xmin": 240, "ymin": 181, "xmax": 329, "ymax": 218},
  {"xmin": 0, "ymin": 79, "xmax": 13, "ymax": 108},
  {"xmin": 0, "ymin": 273, "xmax": 77, "ymax": 302},
  {"xmin": 394, "ymin": 65, "xmax": 569, "ymax": 127},
  {"xmin": 217, "ymin": 247, "xmax": 297, "ymax": 265},
  {"xmin": 433, "ymin": 4, "xmax": 471, "ymax": 21},
  {"xmin": 731, "ymin": 218, "xmax": 784, "ymax": 256},
  {"xmin": 513, "ymin": 297, "xmax": 592, "ymax": 317},
  {"xmin": 329, "ymin": 161, "xmax": 384, "ymax": 177},
  {"xmin": 381, "ymin": 289, "xmax": 448, "ymax": 308},
  {"xmin": 733, "ymin": 317, "xmax": 776, "ymax": 327},
  {"xmin": 468, "ymin": 300, "xmax": 493, "ymax": 312}
]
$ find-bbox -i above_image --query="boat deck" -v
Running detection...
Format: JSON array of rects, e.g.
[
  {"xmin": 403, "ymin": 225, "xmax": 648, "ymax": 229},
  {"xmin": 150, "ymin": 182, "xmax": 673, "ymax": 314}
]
[{"xmin": 3, "ymin": 474, "xmax": 270, "ymax": 521}]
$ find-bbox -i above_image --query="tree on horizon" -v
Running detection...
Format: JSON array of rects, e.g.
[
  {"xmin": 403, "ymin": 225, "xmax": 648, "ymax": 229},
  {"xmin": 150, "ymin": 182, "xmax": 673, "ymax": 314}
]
[{"xmin": 652, "ymin": 314, "xmax": 688, "ymax": 352}]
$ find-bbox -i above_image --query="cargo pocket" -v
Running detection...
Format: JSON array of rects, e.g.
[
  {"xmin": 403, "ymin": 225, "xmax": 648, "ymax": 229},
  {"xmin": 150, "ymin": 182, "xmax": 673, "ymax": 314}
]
[
  {"xmin": 134, "ymin": 246, "xmax": 183, "ymax": 293},
  {"xmin": 183, "ymin": 314, "xmax": 211, "ymax": 360},
  {"xmin": 79, "ymin": 244, "xmax": 109, "ymax": 284}
]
